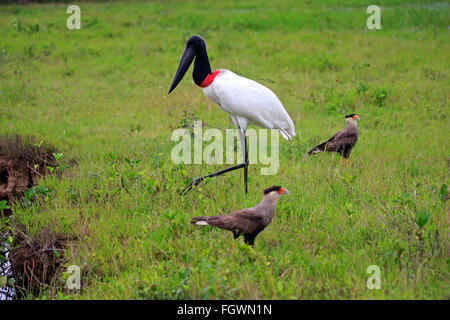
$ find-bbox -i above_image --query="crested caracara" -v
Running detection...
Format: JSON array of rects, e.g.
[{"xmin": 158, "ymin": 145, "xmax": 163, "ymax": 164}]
[
  {"xmin": 190, "ymin": 186, "xmax": 289, "ymax": 248},
  {"xmin": 307, "ymin": 114, "xmax": 360, "ymax": 161}
]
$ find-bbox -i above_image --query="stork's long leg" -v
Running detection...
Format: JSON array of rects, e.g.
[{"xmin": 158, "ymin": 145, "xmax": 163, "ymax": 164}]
[
  {"xmin": 180, "ymin": 128, "xmax": 249, "ymax": 196},
  {"xmin": 243, "ymin": 135, "xmax": 248, "ymax": 196},
  {"xmin": 237, "ymin": 127, "xmax": 249, "ymax": 196},
  {"xmin": 180, "ymin": 163, "xmax": 246, "ymax": 195}
]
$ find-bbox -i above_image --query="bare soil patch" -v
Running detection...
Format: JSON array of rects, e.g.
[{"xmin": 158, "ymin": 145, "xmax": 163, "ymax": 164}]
[
  {"xmin": 0, "ymin": 135, "xmax": 57, "ymax": 216},
  {"xmin": 10, "ymin": 228, "xmax": 67, "ymax": 296},
  {"xmin": 0, "ymin": 135, "xmax": 69, "ymax": 298}
]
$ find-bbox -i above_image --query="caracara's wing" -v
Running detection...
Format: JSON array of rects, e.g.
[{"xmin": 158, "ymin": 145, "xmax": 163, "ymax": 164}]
[
  {"xmin": 325, "ymin": 129, "xmax": 358, "ymax": 152},
  {"xmin": 192, "ymin": 207, "xmax": 264, "ymax": 234},
  {"xmin": 307, "ymin": 131, "xmax": 340, "ymax": 155},
  {"xmin": 308, "ymin": 129, "xmax": 357, "ymax": 155}
]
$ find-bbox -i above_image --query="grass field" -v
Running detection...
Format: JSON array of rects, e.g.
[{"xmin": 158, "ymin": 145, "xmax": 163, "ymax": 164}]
[{"xmin": 0, "ymin": 0, "xmax": 449, "ymax": 299}]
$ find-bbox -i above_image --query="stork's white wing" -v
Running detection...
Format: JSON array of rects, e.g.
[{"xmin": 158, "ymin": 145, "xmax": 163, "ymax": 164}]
[{"xmin": 203, "ymin": 69, "xmax": 296, "ymax": 139}]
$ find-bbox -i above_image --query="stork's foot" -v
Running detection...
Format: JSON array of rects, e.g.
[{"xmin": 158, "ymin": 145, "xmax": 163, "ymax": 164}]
[
  {"xmin": 180, "ymin": 177, "xmax": 207, "ymax": 195},
  {"xmin": 179, "ymin": 163, "xmax": 246, "ymax": 196}
]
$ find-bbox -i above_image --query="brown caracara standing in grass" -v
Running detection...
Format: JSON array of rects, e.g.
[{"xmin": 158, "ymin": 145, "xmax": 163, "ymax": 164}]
[
  {"xmin": 307, "ymin": 114, "xmax": 360, "ymax": 164},
  {"xmin": 190, "ymin": 186, "xmax": 289, "ymax": 249}
]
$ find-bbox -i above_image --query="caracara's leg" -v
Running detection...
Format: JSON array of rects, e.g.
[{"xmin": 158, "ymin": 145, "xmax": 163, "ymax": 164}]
[
  {"xmin": 244, "ymin": 234, "xmax": 256, "ymax": 247},
  {"xmin": 341, "ymin": 148, "xmax": 351, "ymax": 167},
  {"xmin": 232, "ymin": 231, "xmax": 239, "ymax": 253}
]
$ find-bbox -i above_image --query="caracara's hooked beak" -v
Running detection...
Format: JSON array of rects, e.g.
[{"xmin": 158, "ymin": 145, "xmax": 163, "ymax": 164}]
[
  {"xmin": 168, "ymin": 43, "xmax": 196, "ymax": 94},
  {"xmin": 279, "ymin": 187, "xmax": 290, "ymax": 195},
  {"xmin": 353, "ymin": 115, "xmax": 360, "ymax": 121}
]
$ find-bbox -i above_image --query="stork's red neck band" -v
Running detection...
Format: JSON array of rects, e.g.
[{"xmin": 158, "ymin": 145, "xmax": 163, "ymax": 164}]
[{"xmin": 200, "ymin": 70, "xmax": 221, "ymax": 88}]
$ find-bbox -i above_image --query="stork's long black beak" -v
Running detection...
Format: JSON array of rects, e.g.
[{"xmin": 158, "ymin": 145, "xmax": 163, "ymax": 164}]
[{"xmin": 168, "ymin": 45, "xmax": 196, "ymax": 94}]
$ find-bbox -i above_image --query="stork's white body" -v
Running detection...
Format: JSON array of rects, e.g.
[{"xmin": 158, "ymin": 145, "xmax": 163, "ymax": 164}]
[{"xmin": 203, "ymin": 69, "xmax": 296, "ymax": 142}]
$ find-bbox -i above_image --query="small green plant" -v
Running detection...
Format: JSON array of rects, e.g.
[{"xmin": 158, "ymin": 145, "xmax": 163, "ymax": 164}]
[
  {"xmin": 357, "ymin": 82, "xmax": 369, "ymax": 95},
  {"xmin": 53, "ymin": 152, "xmax": 63, "ymax": 162},
  {"xmin": 24, "ymin": 45, "xmax": 34, "ymax": 58},
  {"xmin": 23, "ymin": 185, "xmax": 54, "ymax": 207},
  {"xmin": 27, "ymin": 23, "xmax": 39, "ymax": 33},
  {"xmin": 121, "ymin": 157, "xmax": 143, "ymax": 188},
  {"xmin": 0, "ymin": 200, "xmax": 10, "ymax": 215},
  {"xmin": 163, "ymin": 209, "xmax": 176, "ymax": 221},
  {"xmin": 12, "ymin": 18, "xmax": 22, "ymax": 31},
  {"xmin": 373, "ymin": 87, "xmax": 389, "ymax": 107},
  {"xmin": 172, "ymin": 268, "xmax": 190, "ymax": 299},
  {"xmin": 416, "ymin": 209, "xmax": 431, "ymax": 228},
  {"xmin": 129, "ymin": 123, "xmax": 142, "ymax": 135},
  {"xmin": 342, "ymin": 174, "xmax": 357, "ymax": 185},
  {"xmin": 180, "ymin": 110, "xmax": 198, "ymax": 136},
  {"xmin": 52, "ymin": 152, "xmax": 69, "ymax": 172},
  {"xmin": 345, "ymin": 202, "xmax": 354, "ymax": 216},
  {"xmin": 33, "ymin": 139, "xmax": 43, "ymax": 147},
  {"xmin": 438, "ymin": 184, "xmax": 448, "ymax": 202}
]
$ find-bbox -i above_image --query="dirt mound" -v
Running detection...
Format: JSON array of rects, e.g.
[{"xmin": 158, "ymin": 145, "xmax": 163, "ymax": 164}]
[
  {"xmin": 10, "ymin": 228, "xmax": 67, "ymax": 296},
  {"xmin": 0, "ymin": 135, "xmax": 57, "ymax": 216},
  {"xmin": 0, "ymin": 135, "xmax": 65, "ymax": 298}
]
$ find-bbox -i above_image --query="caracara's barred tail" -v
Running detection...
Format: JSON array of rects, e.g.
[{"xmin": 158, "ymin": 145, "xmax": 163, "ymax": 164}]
[
  {"xmin": 190, "ymin": 217, "xmax": 209, "ymax": 226},
  {"xmin": 307, "ymin": 141, "xmax": 327, "ymax": 155}
]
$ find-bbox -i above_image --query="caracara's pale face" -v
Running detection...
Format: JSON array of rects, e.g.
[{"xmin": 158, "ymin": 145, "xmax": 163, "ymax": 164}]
[
  {"xmin": 264, "ymin": 187, "xmax": 289, "ymax": 201},
  {"xmin": 346, "ymin": 114, "xmax": 360, "ymax": 127}
]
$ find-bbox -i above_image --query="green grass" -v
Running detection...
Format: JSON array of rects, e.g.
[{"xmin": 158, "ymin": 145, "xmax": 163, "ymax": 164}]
[{"xmin": 0, "ymin": 0, "xmax": 449, "ymax": 299}]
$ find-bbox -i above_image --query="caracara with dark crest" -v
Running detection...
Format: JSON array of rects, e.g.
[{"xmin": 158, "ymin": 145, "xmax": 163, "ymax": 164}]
[
  {"xmin": 190, "ymin": 186, "xmax": 289, "ymax": 249},
  {"xmin": 307, "ymin": 114, "xmax": 360, "ymax": 164}
]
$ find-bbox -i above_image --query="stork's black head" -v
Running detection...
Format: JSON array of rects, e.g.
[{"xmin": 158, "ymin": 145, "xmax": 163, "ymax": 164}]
[
  {"xmin": 168, "ymin": 35, "xmax": 212, "ymax": 94},
  {"xmin": 186, "ymin": 35, "xmax": 206, "ymax": 52}
]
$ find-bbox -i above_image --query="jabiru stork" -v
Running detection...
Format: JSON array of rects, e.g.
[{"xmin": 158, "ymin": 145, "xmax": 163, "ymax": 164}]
[{"xmin": 168, "ymin": 36, "xmax": 296, "ymax": 195}]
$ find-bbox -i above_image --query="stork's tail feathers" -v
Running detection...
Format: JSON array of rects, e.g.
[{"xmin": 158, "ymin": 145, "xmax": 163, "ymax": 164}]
[
  {"xmin": 190, "ymin": 216, "xmax": 209, "ymax": 226},
  {"xmin": 279, "ymin": 128, "xmax": 296, "ymax": 141},
  {"xmin": 307, "ymin": 141, "xmax": 327, "ymax": 155}
]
